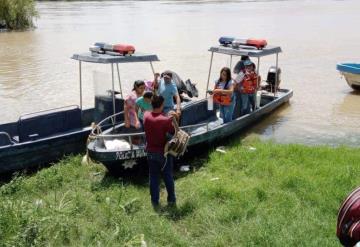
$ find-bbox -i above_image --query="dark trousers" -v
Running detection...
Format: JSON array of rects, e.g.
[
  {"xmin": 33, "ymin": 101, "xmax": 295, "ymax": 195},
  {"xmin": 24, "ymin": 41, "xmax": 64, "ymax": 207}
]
[
  {"xmin": 147, "ymin": 152, "xmax": 176, "ymax": 205},
  {"xmin": 233, "ymin": 91, "xmax": 242, "ymax": 119},
  {"xmin": 241, "ymin": 93, "xmax": 256, "ymax": 115}
]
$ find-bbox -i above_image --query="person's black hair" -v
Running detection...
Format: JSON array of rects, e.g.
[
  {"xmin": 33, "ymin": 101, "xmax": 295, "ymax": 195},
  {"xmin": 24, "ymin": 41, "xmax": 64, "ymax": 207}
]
[
  {"xmin": 161, "ymin": 70, "xmax": 173, "ymax": 78},
  {"xmin": 218, "ymin": 67, "xmax": 231, "ymax": 83},
  {"xmin": 151, "ymin": 95, "xmax": 164, "ymax": 109},
  {"xmin": 234, "ymin": 56, "xmax": 251, "ymax": 73},
  {"xmin": 133, "ymin": 80, "xmax": 145, "ymax": 91},
  {"xmin": 143, "ymin": 91, "xmax": 153, "ymax": 99}
]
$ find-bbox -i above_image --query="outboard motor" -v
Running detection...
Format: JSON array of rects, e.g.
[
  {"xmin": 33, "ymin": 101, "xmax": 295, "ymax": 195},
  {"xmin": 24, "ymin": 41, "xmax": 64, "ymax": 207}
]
[{"xmin": 265, "ymin": 66, "xmax": 281, "ymax": 92}]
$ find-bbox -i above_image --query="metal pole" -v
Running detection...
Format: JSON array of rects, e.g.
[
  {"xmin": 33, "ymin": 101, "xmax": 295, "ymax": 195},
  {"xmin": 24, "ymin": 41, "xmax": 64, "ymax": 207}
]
[
  {"xmin": 230, "ymin": 55, "xmax": 233, "ymax": 69},
  {"xmin": 255, "ymin": 57, "xmax": 261, "ymax": 110},
  {"xmin": 116, "ymin": 64, "xmax": 123, "ymax": 98},
  {"xmin": 111, "ymin": 63, "xmax": 116, "ymax": 124},
  {"xmin": 256, "ymin": 57, "xmax": 260, "ymax": 87},
  {"xmin": 150, "ymin": 61, "xmax": 155, "ymax": 75},
  {"xmin": 79, "ymin": 61, "xmax": 83, "ymax": 109},
  {"xmin": 275, "ymin": 53, "xmax": 279, "ymax": 97},
  {"xmin": 205, "ymin": 52, "xmax": 214, "ymax": 98}
]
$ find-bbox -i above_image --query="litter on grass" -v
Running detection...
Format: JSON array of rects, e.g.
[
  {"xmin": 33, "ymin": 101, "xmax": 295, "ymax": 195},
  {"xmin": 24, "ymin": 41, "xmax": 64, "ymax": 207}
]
[
  {"xmin": 216, "ymin": 146, "xmax": 226, "ymax": 153},
  {"xmin": 180, "ymin": 165, "xmax": 190, "ymax": 172}
]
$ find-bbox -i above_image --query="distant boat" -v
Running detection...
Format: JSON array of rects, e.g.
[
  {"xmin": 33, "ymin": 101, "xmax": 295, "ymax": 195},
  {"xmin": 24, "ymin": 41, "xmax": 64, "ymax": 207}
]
[{"xmin": 337, "ymin": 63, "xmax": 360, "ymax": 90}]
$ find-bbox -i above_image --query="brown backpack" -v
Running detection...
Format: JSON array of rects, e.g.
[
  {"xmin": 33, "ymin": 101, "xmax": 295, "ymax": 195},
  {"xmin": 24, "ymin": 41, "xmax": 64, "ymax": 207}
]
[
  {"xmin": 164, "ymin": 118, "xmax": 190, "ymax": 158},
  {"xmin": 337, "ymin": 186, "xmax": 360, "ymax": 246}
]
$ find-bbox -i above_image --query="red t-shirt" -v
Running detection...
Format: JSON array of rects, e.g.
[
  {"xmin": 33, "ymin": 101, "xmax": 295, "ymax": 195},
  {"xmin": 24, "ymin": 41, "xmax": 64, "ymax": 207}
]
[{"xmin": 144, "ymin": 111, "xmax": 175, "ymax": 153}]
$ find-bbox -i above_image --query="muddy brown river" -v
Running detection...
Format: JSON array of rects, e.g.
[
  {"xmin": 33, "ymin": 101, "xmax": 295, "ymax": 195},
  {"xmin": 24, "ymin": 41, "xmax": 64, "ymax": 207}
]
[{"xmin": 0, "ymin": 0, "xmax": 359, "ymax": 146}]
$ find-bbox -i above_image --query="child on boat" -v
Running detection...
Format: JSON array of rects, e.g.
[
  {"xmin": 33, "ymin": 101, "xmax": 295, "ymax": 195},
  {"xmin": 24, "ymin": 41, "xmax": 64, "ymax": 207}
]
[{"xmin": 136, "ymin": 91, "xmax": 153, "ymax": 127}]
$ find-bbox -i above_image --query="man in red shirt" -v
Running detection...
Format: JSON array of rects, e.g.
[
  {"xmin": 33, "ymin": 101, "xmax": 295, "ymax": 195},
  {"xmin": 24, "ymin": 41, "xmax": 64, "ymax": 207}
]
[{"xmin": 143, "ymin": 95, "xmax": 176, "ymax": 207}]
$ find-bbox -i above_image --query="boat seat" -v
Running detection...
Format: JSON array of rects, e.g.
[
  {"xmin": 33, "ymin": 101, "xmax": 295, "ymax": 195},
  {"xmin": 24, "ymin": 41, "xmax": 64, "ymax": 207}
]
[
  {"xmin": 18, "ymin": 106, "xmax": 82, "ymax": 142},
  {"xmin": 180, "ymin": 100, "xmax": 217, "ymax": 127}
]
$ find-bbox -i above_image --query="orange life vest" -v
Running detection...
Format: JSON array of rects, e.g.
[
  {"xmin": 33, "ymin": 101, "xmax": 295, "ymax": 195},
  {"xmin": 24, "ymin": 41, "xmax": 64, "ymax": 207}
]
[
  {"xmin": 213, "ymin": 80, "xmax": 232, "ymax": 106},
  {"xmin": 241, "ymin": 72, "xmax": 258, "ymax": 94}
]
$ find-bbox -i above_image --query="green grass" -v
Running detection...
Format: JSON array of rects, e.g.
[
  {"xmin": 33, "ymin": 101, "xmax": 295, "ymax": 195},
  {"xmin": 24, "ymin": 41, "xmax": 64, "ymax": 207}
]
[{"xmin": 1, "ymin": 139, "xmax": 359, "ymax": 246}]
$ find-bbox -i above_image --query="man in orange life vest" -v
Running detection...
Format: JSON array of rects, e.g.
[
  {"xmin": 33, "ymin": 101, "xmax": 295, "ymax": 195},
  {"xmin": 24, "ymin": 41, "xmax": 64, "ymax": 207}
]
[{"xmin": 240, "ymin": 60, "xmax": 259, "ymax": 115}]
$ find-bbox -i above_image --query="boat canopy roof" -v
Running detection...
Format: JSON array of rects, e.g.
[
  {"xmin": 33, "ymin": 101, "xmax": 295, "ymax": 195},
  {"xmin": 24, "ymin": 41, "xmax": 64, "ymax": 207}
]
[
  {"xmin": 209, "ymin": 45, "xmax": 282, "ymax": 58},
  {"xmin": 71, "ymin": 52, "xmax": 160, "ymax": 64}
]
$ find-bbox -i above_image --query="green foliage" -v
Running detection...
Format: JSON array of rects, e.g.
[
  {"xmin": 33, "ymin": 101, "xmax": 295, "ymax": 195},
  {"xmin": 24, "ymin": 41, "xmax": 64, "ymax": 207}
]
[
  {"xmin": 0, "ymin": 0, "xmax": 37, "ymax": 30},
  {"xmin": 1, "ymin": 141, "xmax": 359, "ymax": 246}
]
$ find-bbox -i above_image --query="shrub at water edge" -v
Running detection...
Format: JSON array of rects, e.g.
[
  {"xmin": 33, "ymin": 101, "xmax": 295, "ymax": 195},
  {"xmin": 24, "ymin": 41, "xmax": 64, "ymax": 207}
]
[{"xmin": 0, "ymin": 0, "xmax": 37, "ymax": 30}]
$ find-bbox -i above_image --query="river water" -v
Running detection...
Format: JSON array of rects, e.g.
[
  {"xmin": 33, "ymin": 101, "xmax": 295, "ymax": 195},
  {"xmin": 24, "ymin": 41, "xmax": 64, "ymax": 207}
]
[{"xmin": 0, "ymin": 0, "xmax": 359, "ymax": 146}]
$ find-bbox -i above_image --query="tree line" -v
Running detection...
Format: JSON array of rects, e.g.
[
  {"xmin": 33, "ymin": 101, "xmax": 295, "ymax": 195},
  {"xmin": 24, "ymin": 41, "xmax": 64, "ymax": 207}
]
[{"xmin": 0, "ymin": 0, "xmax": 37, "ymax": 30}]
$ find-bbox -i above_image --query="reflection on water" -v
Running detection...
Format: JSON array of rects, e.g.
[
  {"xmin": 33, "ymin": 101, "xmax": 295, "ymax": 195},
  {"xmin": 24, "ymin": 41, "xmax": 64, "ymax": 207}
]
[{"xmin": 0, "ymin": 0, "xmax": 360, "ymax": 146}]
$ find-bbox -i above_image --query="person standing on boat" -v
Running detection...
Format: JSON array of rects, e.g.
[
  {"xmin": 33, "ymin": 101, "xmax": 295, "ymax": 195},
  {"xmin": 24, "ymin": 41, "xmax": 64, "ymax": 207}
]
[
  {"xmin": 240, "ymin": 60, "xmax": 259, "ymax": 115},
  {"xmin": 143, "ymin": 95, "xmax": 176, "ymax": 208},
  {"xmin": 232, "ymin": 56, "xmax": 249, "ymax": 118},
  {"xmin": 124, "ymin": 80, "xmax": 145, "ymax": 129},
  {"xmin": 233, "ymin": 55, "xmax": 250, "ymax": 75},
  {"xmin": 212, "ymin": 67, "xmax": 235, "ymax": 123},
  {"xmin": 156, "ymin": 71, "xmax": 182, "ymax": 116}
]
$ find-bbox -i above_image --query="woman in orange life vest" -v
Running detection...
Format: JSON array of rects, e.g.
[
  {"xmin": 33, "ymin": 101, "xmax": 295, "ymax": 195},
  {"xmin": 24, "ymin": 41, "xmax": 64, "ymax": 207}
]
[
  {"xmin": 211, "ymin": 67, "xmax": 235, "ymax": 123},
  {"xmin": 240, "ymin": 60, "xmax": 259, "ymax": 115}
]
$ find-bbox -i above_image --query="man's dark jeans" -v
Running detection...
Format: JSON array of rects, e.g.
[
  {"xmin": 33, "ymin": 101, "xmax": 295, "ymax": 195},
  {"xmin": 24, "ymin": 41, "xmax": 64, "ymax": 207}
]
[{"xmin": 147, "ymin": 152, "xmax": 176, "ymax": 205}]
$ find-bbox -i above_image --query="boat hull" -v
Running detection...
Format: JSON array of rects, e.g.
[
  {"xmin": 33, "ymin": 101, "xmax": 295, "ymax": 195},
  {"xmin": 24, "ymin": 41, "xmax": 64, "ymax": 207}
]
[
  {"xmin": 0, "ymin": 107, "xmax": 97, "ymax": 174},
  {"xmin": 0, "ymin": 128, "xmax": 91, "ymax": 174},
  {"xmin": 337, "ymin": 63, "xmax": 360, "ymax": 90},
  {"xmin": 341, "ymin": 72, "xmax": 360, "ymax": 90}
]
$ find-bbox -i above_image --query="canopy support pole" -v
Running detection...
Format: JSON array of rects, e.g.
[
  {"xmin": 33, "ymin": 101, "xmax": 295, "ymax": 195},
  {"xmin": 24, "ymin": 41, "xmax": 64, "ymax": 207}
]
[
  {"xmin": 111, "ymin": 63, "xmax": 116, "ymax": 125},
  {"xmin": 116, "ymin": 64, "xmax": 123, "ymax": 98},
  {"xmin": 255, "ymin": 57, "xmax": 261, "ymax": 109},
  {"xmin": 230, "ymin": 55, "xmax": 233, "ymax": 69},
  {"xmin": 275, "ymin": 53, "xmax": 279, "ymax": 97},
  {"xmin": 79, "ymin": 61, "xmax": 83, "ymax": 110},
  {"xmin": 150, "ymin": 61, "xmax": 155, "ymax": 75},
  {"xmin": 205, "ymin": 52, "xmax": 214, "ymax": 98},
  {"xmin": 256, "ymin": 57, "xmax": 260, "ymax": 86}
]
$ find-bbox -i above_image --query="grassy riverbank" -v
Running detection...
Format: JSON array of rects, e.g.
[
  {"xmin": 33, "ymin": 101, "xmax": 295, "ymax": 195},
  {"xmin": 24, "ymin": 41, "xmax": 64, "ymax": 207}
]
[{"xmin": 1, "ymin": 139, "xmax": 359, "ymax": 246}]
